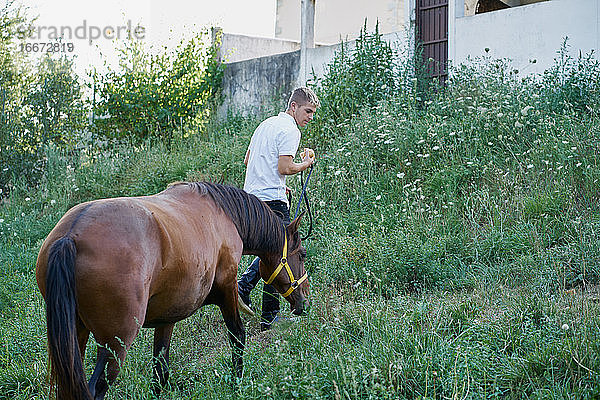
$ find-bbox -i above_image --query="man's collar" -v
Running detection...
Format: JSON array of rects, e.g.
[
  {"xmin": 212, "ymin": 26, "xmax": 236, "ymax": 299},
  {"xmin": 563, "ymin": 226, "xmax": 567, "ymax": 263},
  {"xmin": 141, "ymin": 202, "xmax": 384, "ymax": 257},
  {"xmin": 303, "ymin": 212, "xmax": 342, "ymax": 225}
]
[{"xmin": 279, "ymin": 112, "xmax": 296, "ymax": 125}]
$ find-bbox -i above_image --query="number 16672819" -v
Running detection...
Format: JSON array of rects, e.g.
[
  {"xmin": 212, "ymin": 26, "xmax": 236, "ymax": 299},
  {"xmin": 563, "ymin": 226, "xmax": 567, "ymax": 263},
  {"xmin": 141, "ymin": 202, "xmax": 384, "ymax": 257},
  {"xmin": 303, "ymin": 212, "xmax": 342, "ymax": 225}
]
[{"xmin": 20, "ymin": 42, "xmax": 74, "ymax": 53}]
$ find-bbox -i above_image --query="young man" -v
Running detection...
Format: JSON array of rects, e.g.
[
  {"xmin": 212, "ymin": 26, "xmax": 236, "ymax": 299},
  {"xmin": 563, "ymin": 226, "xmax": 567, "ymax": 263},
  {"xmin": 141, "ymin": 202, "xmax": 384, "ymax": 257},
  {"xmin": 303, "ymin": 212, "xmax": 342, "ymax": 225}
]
[{"xmin": 239, "ymin": 87, "xmax": 319, "ymax": 331}]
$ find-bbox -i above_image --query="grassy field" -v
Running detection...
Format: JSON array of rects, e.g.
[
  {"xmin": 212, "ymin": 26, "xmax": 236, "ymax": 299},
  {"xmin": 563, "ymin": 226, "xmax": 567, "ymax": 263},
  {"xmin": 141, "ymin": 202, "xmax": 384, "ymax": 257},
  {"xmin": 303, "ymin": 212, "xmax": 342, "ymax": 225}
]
[{"xmin": 2, "ymin": 43, "xmax": 600, "ymax": 398}]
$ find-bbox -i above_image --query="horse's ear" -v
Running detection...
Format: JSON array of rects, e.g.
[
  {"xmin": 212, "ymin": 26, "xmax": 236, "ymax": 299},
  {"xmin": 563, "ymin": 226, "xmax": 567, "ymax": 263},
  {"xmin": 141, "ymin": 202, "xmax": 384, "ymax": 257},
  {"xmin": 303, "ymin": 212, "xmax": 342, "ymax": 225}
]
[{"xmin": 288, "ymin": 211, "xmax": 305, "ymax": 234}]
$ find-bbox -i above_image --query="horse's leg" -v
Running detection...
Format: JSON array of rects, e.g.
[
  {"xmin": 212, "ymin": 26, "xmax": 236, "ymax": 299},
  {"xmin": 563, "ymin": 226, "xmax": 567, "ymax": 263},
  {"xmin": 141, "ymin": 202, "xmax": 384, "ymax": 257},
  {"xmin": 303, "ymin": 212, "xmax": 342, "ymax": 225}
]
[
  {"xmin": 88, "ymin": 346, "xmax": 109, "ymax": 399},
  {"xmin": 76, "ymin": 317, "xmax": 90, "ymax": 365},
  {"xmin": 219, "ymin": 292, "xmax": 245, "ymax": 379},
  {"xmin": 87, "ymin": 343, "xmax": 128, "ymax": 400},
  {"xmin": 152, "ymin": 323, "xmax": 175, "ymax": 396}
]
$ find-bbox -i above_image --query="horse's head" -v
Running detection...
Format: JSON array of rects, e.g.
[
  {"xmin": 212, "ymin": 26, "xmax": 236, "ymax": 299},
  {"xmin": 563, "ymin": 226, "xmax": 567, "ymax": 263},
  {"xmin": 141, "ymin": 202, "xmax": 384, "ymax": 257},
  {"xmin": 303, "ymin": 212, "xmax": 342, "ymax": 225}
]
[{"xmin": 260, "ymin": 213, "xmax": 310, "ymax": 315}]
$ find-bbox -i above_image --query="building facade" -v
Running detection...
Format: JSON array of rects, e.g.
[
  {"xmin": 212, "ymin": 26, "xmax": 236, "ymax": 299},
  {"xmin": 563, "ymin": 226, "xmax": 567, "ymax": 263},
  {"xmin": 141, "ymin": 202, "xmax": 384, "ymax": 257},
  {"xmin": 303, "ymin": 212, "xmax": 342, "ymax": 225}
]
[{"xmin": 275, "ymin": 0, "xmax": 406, "ymax": 44}]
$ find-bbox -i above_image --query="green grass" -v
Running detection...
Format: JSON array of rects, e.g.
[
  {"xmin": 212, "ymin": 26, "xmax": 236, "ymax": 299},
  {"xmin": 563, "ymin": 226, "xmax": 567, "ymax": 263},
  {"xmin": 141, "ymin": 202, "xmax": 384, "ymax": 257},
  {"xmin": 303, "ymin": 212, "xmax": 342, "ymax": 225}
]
[{"xmin": 2, "ymin": 48, "xmax": 600, "ymax": 398}]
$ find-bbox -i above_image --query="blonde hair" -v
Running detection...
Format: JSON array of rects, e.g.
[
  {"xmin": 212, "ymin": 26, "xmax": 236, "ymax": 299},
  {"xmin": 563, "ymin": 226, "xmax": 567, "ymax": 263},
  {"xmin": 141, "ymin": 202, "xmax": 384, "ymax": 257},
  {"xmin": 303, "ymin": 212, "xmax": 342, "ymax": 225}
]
[{"xmin": 287, "ymin": 87, "xmax": 320, "ymax": 109}]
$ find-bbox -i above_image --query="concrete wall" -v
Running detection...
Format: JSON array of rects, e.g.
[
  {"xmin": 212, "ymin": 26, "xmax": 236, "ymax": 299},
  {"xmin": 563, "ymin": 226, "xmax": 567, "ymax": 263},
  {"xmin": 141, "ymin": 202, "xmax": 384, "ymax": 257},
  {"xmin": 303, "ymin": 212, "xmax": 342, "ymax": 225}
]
[
  {"xmin": 219, "ymin": 50, "xmax": 300, "ymax": 117},
  {"xmin": 451, "ymin": 0, "xmax": 600, "ymax": 75},
  {"xmin": 218, "ymin": 32, "xmax": 301, "ymax": 63},
  {"xmin": 276, "ymin": 0, "xmax": 405, "ymax": 44}
]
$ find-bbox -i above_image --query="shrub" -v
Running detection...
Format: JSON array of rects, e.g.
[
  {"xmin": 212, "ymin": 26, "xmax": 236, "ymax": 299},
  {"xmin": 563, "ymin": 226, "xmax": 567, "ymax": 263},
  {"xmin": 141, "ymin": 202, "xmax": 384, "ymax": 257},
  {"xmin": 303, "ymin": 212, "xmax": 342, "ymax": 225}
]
[
  {"xmin": 93, "ymin": 30, "xmax": 224, "ymax": 144},
  {"xmin": 308, "ymin": 22, "xmax": 400, "ymax": 148},
  {"xmin": 540, "ymin": 38, "xmax": 600, "ymax": 115},
  {"xmin": 0, "ymin": 2, "xmax": 84, "ymax": 195}
]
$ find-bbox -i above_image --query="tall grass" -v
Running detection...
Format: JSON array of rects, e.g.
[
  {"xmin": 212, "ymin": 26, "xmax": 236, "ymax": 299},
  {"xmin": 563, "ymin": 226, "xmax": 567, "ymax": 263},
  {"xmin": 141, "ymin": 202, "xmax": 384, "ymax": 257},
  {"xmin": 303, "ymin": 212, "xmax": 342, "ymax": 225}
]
[{"xmin": 1, "ymin": 33, "xmax": 600, "ymax": 398}]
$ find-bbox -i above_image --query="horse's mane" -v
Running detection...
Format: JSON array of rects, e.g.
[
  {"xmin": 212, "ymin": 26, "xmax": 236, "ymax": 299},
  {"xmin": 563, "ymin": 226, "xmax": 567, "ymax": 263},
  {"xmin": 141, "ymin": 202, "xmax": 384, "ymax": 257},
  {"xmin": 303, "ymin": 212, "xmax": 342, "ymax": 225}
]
[{"xmin": 181, "ymin": 181, "xmax": 284, "ymax": 254}]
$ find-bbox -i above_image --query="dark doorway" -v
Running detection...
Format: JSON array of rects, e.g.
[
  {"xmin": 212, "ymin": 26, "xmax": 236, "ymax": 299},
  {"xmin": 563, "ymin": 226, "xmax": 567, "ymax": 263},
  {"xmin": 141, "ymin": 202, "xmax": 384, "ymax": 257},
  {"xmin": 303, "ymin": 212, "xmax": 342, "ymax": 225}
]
[{"xmin": 415, "ymin": 0, "xmax": 449, "ymax": 82}]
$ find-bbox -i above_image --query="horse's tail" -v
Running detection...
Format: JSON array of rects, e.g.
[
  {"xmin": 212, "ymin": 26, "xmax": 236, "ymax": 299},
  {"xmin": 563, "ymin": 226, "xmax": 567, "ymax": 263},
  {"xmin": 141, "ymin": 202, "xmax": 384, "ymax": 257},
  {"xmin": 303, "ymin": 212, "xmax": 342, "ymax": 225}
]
[{"xmin": 45, "ymin": 236, "xmax": 92, "ymax": 400}]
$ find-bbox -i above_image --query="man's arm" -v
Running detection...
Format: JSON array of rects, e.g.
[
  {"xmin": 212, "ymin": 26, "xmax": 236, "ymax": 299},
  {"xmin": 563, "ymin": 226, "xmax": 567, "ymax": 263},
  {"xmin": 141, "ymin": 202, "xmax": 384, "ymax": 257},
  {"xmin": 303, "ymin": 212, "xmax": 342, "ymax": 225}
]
[
  {"xmin": 244, "ymin": 149, "xmax": 250, "ymax": 166},
  {"xmin": 278, "ymin": 154, "xmax": 314, "ymax": 175}
]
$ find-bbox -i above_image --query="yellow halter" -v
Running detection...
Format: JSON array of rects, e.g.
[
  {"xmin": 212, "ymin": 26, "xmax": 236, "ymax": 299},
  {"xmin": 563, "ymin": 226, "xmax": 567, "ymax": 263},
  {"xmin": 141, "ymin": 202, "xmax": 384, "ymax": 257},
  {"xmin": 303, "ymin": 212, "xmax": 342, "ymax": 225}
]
[{"xmin": 264, "ymin": 232, "xmax": 308, "ymax": 297}]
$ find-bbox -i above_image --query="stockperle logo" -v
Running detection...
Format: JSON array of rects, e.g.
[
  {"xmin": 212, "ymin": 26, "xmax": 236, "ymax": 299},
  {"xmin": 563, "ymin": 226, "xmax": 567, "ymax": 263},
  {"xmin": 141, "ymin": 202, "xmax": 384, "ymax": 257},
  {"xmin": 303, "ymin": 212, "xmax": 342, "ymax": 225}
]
[{"xmin": 17, "ymin": 20, "xmax": 146, "ymax": 45}]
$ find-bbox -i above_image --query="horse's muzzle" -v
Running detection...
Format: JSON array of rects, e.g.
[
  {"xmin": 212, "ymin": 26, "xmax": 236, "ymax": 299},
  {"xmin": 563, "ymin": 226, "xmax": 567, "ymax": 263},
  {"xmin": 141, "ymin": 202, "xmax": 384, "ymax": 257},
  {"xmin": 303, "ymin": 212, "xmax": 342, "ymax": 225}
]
[{"xmin": 292, "ymin": 298, "xmax": 309, "ymax": 316}]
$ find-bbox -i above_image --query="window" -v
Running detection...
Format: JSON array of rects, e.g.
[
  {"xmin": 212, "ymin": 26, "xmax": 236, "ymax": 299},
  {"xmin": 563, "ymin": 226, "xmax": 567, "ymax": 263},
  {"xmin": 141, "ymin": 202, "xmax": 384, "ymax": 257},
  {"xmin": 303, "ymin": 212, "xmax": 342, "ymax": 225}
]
[{"xmin": 463, "ymin": 0, "xmax": 549, "ymax": 16}]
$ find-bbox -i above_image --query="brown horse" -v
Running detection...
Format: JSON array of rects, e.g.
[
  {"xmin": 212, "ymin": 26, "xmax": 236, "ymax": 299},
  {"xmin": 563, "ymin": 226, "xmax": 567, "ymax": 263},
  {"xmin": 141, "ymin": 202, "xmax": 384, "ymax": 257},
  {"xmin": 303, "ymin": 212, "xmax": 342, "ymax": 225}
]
[{"xmin": 35, "ymin": 181, "xmax": 310, "ymax": 400}]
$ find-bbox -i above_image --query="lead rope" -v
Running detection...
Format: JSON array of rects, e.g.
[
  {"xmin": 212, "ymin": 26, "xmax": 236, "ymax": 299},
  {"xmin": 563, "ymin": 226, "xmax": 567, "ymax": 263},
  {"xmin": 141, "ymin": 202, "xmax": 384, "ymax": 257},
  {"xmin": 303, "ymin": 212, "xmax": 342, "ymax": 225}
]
[{"xmin": 294, "ymin": 164, "xmax": 314, "ymax": 241}]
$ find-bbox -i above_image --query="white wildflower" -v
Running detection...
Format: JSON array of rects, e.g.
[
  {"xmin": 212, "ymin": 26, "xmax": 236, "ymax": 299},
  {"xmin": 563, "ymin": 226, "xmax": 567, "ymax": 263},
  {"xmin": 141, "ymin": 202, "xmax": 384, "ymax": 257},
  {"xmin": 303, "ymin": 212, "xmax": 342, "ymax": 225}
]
[
  {"xmin": 521, "ymin": 106, "xmax": 534, "ymax": 116},
  {"xmin": 375, "ymin": 195, "xmax": 381, "ymax": 201},
  {"xmin": 25, "ymin": 197, "xmax": 30, "ymax": 201},
  {"xmin": 432, "ymin": 146, "xmax": 440, "ymax": 151},
  {"xmin": 397, "ymin": 172, "xmax": 405, "ymax": 179},
  {"xmin": 50, "ymin": 199, "xmax": 56, "ymax": 205}
]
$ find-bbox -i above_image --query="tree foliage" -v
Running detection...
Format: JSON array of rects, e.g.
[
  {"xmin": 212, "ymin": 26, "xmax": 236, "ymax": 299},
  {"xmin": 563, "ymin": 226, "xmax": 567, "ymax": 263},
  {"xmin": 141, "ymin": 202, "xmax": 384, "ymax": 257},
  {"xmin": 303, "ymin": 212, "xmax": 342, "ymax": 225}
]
[
  {"xmin": 0, "ymin": 2, "xmax": 84, "ymax": 194},
  {"xmin": 93, "ymin": 30, "xmax": 224, "ymax": 143}
]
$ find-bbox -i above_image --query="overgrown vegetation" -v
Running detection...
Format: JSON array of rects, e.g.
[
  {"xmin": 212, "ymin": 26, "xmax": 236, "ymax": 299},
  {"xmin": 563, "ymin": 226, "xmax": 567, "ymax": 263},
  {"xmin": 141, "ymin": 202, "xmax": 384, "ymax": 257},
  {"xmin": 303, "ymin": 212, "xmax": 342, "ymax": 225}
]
[
  {"xmin": 0, "ymin": 1, "xmax": 86, "ymax": 194},
  {"xmin": 0, "ymin": 2, "xmax": 223, "ymax": 196},
  {"xmin": 93, "ymin": 29, "xmax": 224, "ymax": 143},
  {"xmin": 1, "ymin": 13, "xmax": 600, "ymax": 400}
]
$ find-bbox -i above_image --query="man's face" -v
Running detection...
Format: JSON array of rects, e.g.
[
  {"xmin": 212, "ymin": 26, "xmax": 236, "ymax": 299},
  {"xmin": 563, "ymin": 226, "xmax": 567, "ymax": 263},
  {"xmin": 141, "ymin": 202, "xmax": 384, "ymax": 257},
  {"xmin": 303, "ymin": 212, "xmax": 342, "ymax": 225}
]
[{"xmin": 291, "ymin": 102, "xmax": 317, "ymax": 127}]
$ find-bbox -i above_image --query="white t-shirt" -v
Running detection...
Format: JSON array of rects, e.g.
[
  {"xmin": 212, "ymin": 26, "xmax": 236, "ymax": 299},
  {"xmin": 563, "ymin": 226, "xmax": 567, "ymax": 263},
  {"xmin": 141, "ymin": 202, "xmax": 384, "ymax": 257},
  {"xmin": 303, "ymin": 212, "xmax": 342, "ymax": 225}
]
[{"xmin": 243, "ymin": 112, "xmax": 301, "ymax": 204}]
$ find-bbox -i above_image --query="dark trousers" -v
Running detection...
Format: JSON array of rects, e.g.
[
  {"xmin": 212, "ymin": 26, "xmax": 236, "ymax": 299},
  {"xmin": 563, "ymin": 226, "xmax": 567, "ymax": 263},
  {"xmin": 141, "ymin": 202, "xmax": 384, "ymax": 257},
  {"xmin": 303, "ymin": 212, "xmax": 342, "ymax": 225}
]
[{"xmin": 238, "ymin": 200, "xmax": 290, "ymax": 326}]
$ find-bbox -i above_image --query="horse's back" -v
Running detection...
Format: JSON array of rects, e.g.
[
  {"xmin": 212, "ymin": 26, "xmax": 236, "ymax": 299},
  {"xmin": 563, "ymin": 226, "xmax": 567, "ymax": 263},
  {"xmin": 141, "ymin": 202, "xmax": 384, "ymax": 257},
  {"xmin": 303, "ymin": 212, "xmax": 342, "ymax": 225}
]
[
  {"xmin": 139, "ymin": 187, "xmax": 244, "ymax": 325},
  {"xmin": 36, "ymin": 197, "xmax": 165, "ymax": 343},
  {"xmin": 36, "ymin": 187, "xmax": 243, "ymax": 339}
]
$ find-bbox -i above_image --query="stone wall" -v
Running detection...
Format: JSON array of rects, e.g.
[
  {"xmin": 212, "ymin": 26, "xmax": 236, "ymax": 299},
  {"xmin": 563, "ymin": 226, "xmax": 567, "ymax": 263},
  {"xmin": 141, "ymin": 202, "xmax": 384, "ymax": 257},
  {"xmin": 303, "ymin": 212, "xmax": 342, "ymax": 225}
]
[
  {"xmin": 217, "ymin": 31, "xmax": 301, "ymax": 63},
  {"xmin": 219, "ymin": 50, "xmax": 300, "ymax": 117}
]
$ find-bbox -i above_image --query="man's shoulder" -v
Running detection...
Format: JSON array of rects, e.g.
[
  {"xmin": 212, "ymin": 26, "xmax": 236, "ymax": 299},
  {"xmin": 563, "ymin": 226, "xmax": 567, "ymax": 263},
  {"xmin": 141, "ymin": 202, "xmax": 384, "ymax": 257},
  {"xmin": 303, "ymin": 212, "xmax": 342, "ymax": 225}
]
[{"xmin": 257, "ymin": 113, "xmax": 298, "ymax": 135}]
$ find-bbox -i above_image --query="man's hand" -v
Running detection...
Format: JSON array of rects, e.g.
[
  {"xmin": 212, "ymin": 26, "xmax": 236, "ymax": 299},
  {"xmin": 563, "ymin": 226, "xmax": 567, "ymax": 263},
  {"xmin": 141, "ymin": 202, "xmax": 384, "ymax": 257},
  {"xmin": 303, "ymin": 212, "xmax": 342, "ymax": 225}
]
[{"xmin": 301, "ymin": 148, "xmax": 316, "ymax": 163}]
